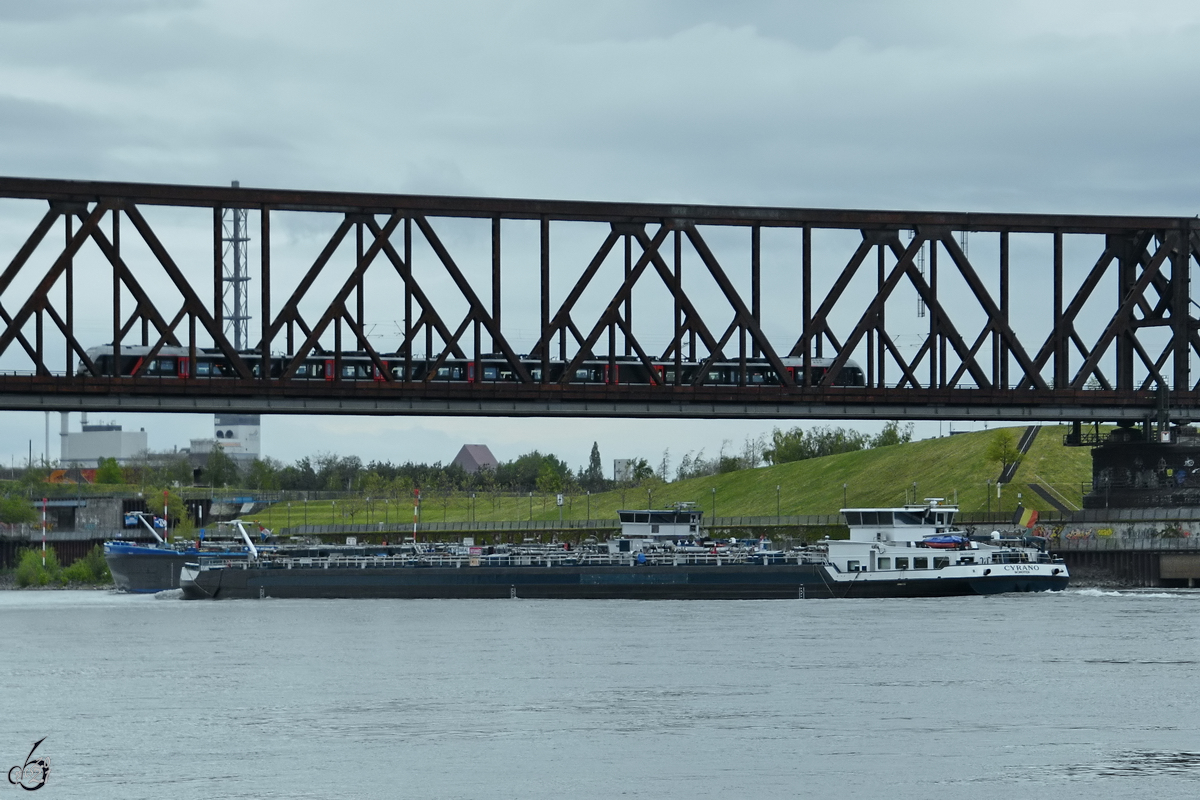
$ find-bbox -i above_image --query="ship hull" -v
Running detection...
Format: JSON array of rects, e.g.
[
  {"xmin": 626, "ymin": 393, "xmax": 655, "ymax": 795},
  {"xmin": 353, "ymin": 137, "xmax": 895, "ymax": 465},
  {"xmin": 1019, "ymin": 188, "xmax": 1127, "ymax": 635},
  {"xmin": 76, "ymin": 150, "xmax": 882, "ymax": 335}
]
[
  {"xmin": 180, "ymin": 563, "xmax": 1069, "ymax": 600},
  {"xmin": 105, "ymin": 546, "xmax": 190, "ymax": 593}
]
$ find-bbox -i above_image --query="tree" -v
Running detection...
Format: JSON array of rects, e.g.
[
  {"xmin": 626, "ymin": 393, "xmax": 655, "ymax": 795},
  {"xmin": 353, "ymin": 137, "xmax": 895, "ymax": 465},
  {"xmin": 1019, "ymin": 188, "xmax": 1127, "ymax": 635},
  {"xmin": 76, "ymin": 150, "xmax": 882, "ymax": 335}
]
[
  {"xmin": 870, "ymin": 421, "xmax": 914, "ymax": 449},
  {"xmin": 203, "ymin": 446, "xmax": 240, "ymax": 488},
  {"xmin": 244, "ymin": 458, "xmax": 283, "ymax": 490},
  {"xmin": 95, "ymin": 457, "xmax": 124, "ymax": 484},
  {"xmin": 0, "ymin": 495, "xmax": 36, "ymax": 525},
  {"xmin": 630, "ymin": 458, "xmax": 654, "ymax": 483},
  {"xmin": 763, "ymin": 427, "xmax": 808, "ymax": 465},
  {"xmin": 536, "ymin": 463, "xmax": 564, "ymax": 495},
  {"xmin": 580, "ymin": 442, "xmax": 605, "ymax": 491},
  {"xmin": 986, "ymin": 429, "xmax": 1021, "ymax": 479}
]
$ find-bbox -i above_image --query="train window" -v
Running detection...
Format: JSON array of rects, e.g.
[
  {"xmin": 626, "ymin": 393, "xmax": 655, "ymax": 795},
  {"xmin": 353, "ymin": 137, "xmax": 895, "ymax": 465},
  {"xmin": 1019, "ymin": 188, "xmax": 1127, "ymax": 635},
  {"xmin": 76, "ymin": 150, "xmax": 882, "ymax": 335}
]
[
  {"xmin": 750, "ymin": 373, "xmax": 764, "ymax": 384},
  {"xmin": 342, "ymin": 365, "xmax": 357, "ymax": 378},
  {"xmin": 160, "ymin": 359, "xmax": 175, "ymax": 374},
  {"xmin": 296, "ymin": 364, "xmax": 308, "ymax": 376},
  {"xmin": 575, "ymin": 369, "xmax": 590, "ymax": 380},
  {"xmin": 483, "ymin": 367, "xmax": 498, "ymax": 380},
  {"xmin": 196, "ymin": 362, "xmax": 211, "ymax": 376},
  {"xmin": 436, "ymin": 367, "xmax": 450, "ymax": 378},
  {"xmin": 146, "ymin": 360, "xmax": 157, "ymax": 371}
]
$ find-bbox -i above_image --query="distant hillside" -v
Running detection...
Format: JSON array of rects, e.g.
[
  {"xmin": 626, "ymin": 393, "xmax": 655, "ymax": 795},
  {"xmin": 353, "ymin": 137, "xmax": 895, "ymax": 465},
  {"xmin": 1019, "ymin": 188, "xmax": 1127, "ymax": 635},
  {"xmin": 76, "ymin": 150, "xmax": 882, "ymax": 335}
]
[
  {"xmin": 252, "ymin": 425, "xmax": 1093, "ymax": 527},
  {"xmin": 581, "ymin": 424, "xmax": 1090, "ymax": 519}
]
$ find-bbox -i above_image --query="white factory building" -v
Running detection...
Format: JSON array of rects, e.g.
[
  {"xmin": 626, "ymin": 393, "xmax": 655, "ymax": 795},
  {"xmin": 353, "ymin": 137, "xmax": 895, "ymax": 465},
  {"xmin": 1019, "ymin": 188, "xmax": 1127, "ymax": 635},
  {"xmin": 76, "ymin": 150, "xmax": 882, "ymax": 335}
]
[
  {"xmin": 59, "ymin": 415, "xmax": 148, "ymax": 467},
  {"xmin": 57, "ymin": 412, "xmax": 262, "ymax": 469}
]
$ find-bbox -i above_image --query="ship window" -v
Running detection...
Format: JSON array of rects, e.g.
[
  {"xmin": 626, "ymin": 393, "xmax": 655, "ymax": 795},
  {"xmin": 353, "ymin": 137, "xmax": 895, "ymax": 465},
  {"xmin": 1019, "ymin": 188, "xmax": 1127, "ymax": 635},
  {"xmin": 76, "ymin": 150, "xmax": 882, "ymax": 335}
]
[
  {"xmin": 913, "ymin": 557, "xmax": 928, "ymax": 569},
  {"xmin": 933, "ymin": 557, "xmax": 949, "ymax": 569},
  {"xmin": 878, "ymin": 557, "xmax": 891, "ymax": 570},
  {"xmin": 957, "ymin": 557, "xmax": 975, "ymax": 565},
  {"xmin": 843, "ymin": 512, "xmax": 861, "ymax": 525},
  {"xmin": 876, "ymin": 512, "xmax": 893, "ymax": 525},
  {"xmin": 846, "ymin": 560, "xmax": 861, "ymax": 572},
  {"xmin": 894, "ymin": 512, "xmax": 923, "ymax": 525},
  {"xmin": 895, "ymin": 557, "xmax": 909, "ymax": 570},
  {"xmin": 650, "ymin": 525, "xmax": 659, "ymax": 533},
  {"xmin": 860, "ymin": 512, "xmax": 877, "ymax": 525},
  {"xmin": 635, "ymin": 514, "xmax": 648, "ymax": 523}
]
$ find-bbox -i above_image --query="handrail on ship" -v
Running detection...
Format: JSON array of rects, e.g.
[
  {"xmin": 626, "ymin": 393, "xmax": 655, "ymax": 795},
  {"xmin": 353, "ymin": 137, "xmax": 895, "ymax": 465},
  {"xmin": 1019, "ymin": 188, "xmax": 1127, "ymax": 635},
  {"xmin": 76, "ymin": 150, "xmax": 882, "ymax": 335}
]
[
  {"xmin": 194, "ymin": 544, "xmax": 1057, "ymax": 572},
  {"xmin": 196, "ymin": 551, "xmax": 828, "ymax": 571}
]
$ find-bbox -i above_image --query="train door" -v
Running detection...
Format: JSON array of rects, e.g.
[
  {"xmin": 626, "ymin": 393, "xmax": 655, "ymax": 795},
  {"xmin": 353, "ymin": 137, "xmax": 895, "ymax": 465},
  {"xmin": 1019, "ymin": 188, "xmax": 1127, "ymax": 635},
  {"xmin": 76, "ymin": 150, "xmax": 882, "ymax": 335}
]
[
  {"xmin": 178, "ymin": 357, "xmax": 190, "ymax": 379},
  {"xmin": 467, "ymin": 362, "xmax": 475, "ymax": 383},
  {"xmin": 374, "ymin": 360, "xmax": 387, "ymax": 382},
  {"xmin": 324, "ymin": 359, "xmax": 335, "ymax": 381},
  {"xmin": 653, "ymin": 365, "xmax": 664, "ymax": 386}
]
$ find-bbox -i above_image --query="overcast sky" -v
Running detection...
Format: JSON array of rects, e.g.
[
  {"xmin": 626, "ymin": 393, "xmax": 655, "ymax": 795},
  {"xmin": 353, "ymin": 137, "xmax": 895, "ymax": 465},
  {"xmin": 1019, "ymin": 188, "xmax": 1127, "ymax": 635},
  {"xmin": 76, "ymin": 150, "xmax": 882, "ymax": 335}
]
[{"xmin": 1, "ymin": 0, "xmax": 1199, "ymax": 474}]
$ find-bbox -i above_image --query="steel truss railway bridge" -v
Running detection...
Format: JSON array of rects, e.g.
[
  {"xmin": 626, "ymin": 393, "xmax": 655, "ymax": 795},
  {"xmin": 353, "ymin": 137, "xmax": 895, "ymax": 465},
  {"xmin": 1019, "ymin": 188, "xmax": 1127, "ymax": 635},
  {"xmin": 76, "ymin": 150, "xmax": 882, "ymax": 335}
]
[{"xmin": 0, "ymin": 176, "xmax": 1198, "ymax": 425}]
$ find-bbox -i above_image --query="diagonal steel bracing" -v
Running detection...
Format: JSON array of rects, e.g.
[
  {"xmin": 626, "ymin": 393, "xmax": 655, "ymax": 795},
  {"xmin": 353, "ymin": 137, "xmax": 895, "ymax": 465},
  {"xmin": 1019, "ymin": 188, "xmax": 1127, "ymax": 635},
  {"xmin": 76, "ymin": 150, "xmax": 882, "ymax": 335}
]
[{"xmin": 0, "ymin": 176, "xmax": 1198, "ymax": 421}]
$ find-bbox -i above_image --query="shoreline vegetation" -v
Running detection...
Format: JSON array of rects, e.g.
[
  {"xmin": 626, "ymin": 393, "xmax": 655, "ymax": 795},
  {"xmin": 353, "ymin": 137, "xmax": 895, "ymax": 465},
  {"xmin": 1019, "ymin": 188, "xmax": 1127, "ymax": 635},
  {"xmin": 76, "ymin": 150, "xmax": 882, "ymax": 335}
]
[{"xmin": 3, "ymin": 545, "xmax": 112, "ymax": 589}]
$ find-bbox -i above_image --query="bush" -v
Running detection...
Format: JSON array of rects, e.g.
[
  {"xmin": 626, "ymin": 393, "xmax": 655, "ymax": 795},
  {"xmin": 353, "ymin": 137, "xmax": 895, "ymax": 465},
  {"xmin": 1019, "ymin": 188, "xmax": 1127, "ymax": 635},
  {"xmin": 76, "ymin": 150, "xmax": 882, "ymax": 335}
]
[
  {"xmin": 15, "ymin": 547, "xmax": 61, "ymax": 587},
  {"xmin": 61, "ymin": 545, "xmax": 111, "ymax": 585}
]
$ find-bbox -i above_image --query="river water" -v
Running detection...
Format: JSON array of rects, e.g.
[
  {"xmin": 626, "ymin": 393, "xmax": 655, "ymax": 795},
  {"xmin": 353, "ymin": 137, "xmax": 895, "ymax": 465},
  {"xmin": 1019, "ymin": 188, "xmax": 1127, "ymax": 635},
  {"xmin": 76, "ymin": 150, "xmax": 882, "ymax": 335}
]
[{"xmin": 1, "ymin": 589, "xmax": 1198, "ymax": 799}]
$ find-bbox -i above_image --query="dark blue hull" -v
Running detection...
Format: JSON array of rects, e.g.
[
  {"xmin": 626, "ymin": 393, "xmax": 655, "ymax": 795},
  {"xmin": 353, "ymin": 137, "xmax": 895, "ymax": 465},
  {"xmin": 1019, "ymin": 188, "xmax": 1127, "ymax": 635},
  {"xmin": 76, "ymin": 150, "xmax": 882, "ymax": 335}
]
[
  {"xmin": 181, "ymin": 563, "xmax": 1070, "ymax": 600},
  {"xmin": 105, "ymin": 543, "xmax": 250, "ymax": 593}
]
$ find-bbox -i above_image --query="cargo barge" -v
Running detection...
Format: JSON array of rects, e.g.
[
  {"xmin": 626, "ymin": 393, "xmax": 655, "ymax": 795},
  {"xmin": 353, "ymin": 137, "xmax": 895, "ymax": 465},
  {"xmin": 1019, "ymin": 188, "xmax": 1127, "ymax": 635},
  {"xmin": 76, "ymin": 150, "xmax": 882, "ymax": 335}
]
[{"xmin": 179, "ymin": 502, "xmax": 1069, "ymax": 600}]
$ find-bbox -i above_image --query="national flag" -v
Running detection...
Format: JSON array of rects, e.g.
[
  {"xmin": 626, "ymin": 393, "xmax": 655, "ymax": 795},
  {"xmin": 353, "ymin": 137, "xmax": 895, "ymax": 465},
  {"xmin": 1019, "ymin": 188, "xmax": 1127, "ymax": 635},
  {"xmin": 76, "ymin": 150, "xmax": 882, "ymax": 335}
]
[{"xmin": 1012, "ymin": 505, "xmax": 1038, "ymax": 528}]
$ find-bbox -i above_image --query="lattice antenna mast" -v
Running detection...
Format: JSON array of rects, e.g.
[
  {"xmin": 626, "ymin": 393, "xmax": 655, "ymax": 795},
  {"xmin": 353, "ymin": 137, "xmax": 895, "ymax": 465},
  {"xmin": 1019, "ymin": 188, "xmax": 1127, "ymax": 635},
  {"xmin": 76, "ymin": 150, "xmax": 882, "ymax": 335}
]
[{"xmin": 221, "ymin": 180, "xmax": 251, "ymax": 350}]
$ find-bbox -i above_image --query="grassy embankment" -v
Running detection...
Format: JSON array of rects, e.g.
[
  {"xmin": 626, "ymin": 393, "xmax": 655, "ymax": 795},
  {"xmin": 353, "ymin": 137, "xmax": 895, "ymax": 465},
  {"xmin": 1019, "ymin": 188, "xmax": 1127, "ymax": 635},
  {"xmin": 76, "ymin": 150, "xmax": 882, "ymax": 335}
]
[{"xmin": 245, "ymin": 425, "xmax": 1092, "ymax": 528}]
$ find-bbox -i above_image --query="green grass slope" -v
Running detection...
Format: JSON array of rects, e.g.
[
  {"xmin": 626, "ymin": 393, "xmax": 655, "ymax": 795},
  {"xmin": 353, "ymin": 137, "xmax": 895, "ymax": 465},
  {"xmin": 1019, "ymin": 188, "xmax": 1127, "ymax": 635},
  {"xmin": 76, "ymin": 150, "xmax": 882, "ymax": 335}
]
[{"xmin": 249, "ymin": 425, "xmax": 1091, "ymax": 529}]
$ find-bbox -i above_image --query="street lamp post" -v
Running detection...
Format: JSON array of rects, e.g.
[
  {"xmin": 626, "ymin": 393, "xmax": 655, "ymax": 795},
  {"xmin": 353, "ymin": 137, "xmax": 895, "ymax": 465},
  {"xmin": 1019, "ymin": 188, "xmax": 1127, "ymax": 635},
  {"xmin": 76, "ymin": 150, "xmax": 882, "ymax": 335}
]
[
  {"xmin": 776, "ymin": 485, "xmax": 780, "ymax": 520},
  {"xmin": 586, "ymin": 490, "xmax": 590, "ymax": 521},
  {"xmin": 842, "ymin": 483, "xmax": 847, "ymax": 508},
  {"xmin": 711, "ymin": 487, "xmax": 716, "ymax": 519},
  {"xmin": 287, "ymin": 502, "xmax": 291, "ymax": 529},
  {"xmin": 986, "ymin": 480, "xmax": 991, "ymax": 516}
]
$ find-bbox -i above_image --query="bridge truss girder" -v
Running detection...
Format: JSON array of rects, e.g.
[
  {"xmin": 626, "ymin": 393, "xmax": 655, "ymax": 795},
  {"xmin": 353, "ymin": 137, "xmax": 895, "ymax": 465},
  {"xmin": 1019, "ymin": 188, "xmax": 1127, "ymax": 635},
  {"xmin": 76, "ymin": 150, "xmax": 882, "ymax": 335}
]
[{"xmin": 0, "ymin": 176, "xmax": 1197, "ymax": 422}]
